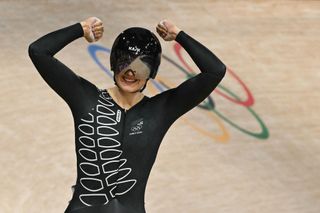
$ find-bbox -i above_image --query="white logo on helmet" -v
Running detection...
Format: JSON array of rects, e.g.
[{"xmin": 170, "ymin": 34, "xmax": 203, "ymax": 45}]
[{"xmin": 128, "ymin": 46, "xmax": 141, "ymax": 54}]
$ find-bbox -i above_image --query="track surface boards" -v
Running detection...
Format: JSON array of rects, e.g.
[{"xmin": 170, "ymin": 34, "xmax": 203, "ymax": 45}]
[{"xmin": 0, "ymin": 1, "xmax": 319, "ymax": 212}]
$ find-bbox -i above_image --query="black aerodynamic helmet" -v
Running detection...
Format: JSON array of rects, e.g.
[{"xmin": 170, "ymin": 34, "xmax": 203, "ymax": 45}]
[{"xmin": 110, "ymin": 27, "xmax": 162, "ymax": 79}]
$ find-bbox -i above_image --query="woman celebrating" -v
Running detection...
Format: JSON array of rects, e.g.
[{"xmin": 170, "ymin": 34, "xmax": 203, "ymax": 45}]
[{"xmin": 28, "ymin": 17, "xmax": 226, "ymax": 213}]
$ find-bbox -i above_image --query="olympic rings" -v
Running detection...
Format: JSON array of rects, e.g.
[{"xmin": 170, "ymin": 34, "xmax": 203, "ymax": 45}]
[{"xmin": 87, "ymin": 42, "xmax": 269, "ymax": 141}]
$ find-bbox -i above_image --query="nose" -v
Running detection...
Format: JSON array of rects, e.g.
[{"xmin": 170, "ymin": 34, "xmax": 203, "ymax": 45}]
[{"xmin": 124, "ymin": 70, "xmax": 136, "ymax": 78}]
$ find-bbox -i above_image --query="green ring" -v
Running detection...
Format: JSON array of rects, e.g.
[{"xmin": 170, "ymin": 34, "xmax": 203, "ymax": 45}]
[{"xmin": 211, "ymin": 85, "xmax": 270, "ymax": 140}]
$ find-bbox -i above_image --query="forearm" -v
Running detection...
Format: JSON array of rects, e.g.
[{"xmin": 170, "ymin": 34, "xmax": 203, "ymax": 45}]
[
  {"xmin": 175, "ymin": 31, "xmax": 226, "ymax": 79},
  {"xmin": 28, "ymin": 22, "xmax": 84, "ymax": 57},
  {"xmin": 162, "ymin": 31, "xmax": 227, "ymax": 121}
]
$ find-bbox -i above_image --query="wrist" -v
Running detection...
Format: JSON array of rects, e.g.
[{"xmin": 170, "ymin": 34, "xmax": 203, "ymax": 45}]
[
  {"xmin": 173, "ymin": 27, "xmax": 181, "ymax": 39},
  {"xmin": 174, "ymin": 29, "xmax": 183, "ymax": 41},
  {"xmin": 80, "ymin": 21, "xmax": 87, "ymax": 28},
  {"xmin": 80, "ymin": 21, "xmax": 89, "ymax": 36}
]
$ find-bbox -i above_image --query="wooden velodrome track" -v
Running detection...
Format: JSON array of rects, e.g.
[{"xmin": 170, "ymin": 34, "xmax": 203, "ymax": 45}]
[{"xmin": 1, "ymin": 0, "xmax": 319, "ymax": 212}]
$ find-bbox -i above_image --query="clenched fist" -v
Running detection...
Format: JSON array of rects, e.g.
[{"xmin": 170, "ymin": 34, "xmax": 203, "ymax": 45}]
[
  {"xmin": 156, "ymin": 19, "xmax": 181, "ymax": 41},
  {"xmin": 80, "ymin": 17, "xmax": 104, "ymax": 43}
]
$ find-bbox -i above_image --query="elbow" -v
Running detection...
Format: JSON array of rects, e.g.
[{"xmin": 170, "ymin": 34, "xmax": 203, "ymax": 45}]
[
  {"xmin": 218, "ymin": 63, "xmax": 227, "ymax": 80},
  {"xmin": 28, "ymin": 41, "xmax": 48, "ymax": 59},
  {"xmin": 28, "ymin": 42, "xmax": 39, "ymax": 59},
  {"xmin": 204, "ymin": 63, "xmax": 226, "ymax": 82}
]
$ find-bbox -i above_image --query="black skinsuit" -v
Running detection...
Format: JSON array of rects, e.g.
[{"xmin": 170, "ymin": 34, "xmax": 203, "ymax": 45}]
[{"xmin": 28, "ymin": 23, "xmax": 226, "ymax": 213}]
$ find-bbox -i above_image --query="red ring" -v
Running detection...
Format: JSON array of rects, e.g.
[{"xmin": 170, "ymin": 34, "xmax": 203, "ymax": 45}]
[{"xmin": 174, "ymin": 43, "xmax": 254, "ymax": 107}]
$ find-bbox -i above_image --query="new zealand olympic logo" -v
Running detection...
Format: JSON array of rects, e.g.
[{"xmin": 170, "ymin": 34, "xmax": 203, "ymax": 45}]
[
  {"xmin": 129, "ymin": 119, "xmax": 144, "ymax": 135},
  {"xmin": 87, "ymin": 41, "xmax": 270, "ymax": 143}
]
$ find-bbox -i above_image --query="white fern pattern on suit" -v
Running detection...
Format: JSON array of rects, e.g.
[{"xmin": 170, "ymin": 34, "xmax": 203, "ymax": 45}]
[{"xmin": 77, "ymin": 91, "xmax": 137, "ymax": 206}]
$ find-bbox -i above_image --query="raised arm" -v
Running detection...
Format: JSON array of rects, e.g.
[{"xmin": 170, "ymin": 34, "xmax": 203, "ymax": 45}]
[
  {"xmin": 28, "ymin": 17, "xmax": 104, "ymax": 112},
  {"xmin": 156, "ymin": 20, "xmax": 226, "ymax": 121}
]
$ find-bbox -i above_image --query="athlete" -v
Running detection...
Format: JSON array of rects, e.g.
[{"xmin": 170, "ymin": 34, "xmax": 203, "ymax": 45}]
[{"xmin": 28, "ymin": 17, "xmax": 226, "ymax": 213}]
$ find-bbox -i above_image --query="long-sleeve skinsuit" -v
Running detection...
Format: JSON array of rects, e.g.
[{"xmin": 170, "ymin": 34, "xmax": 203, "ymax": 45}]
[{"xmin": 28, "ymin": 23, "xmax": 226, "ymax": 213}]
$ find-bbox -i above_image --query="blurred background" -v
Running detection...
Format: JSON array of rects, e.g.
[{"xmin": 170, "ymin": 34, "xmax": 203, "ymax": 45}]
[{"xmin": 1, "ymin": 0, "xmax": 319, "ymax": 212}]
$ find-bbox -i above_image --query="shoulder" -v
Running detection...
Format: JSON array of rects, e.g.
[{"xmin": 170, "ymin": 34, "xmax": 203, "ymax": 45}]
[
  {"xmin": 76, "ymin": 75, "xmax": 101, "ymax": 100},
  {"xmin": 144, "ymin": 87, "xmax": 176, "ymax": 104}
]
